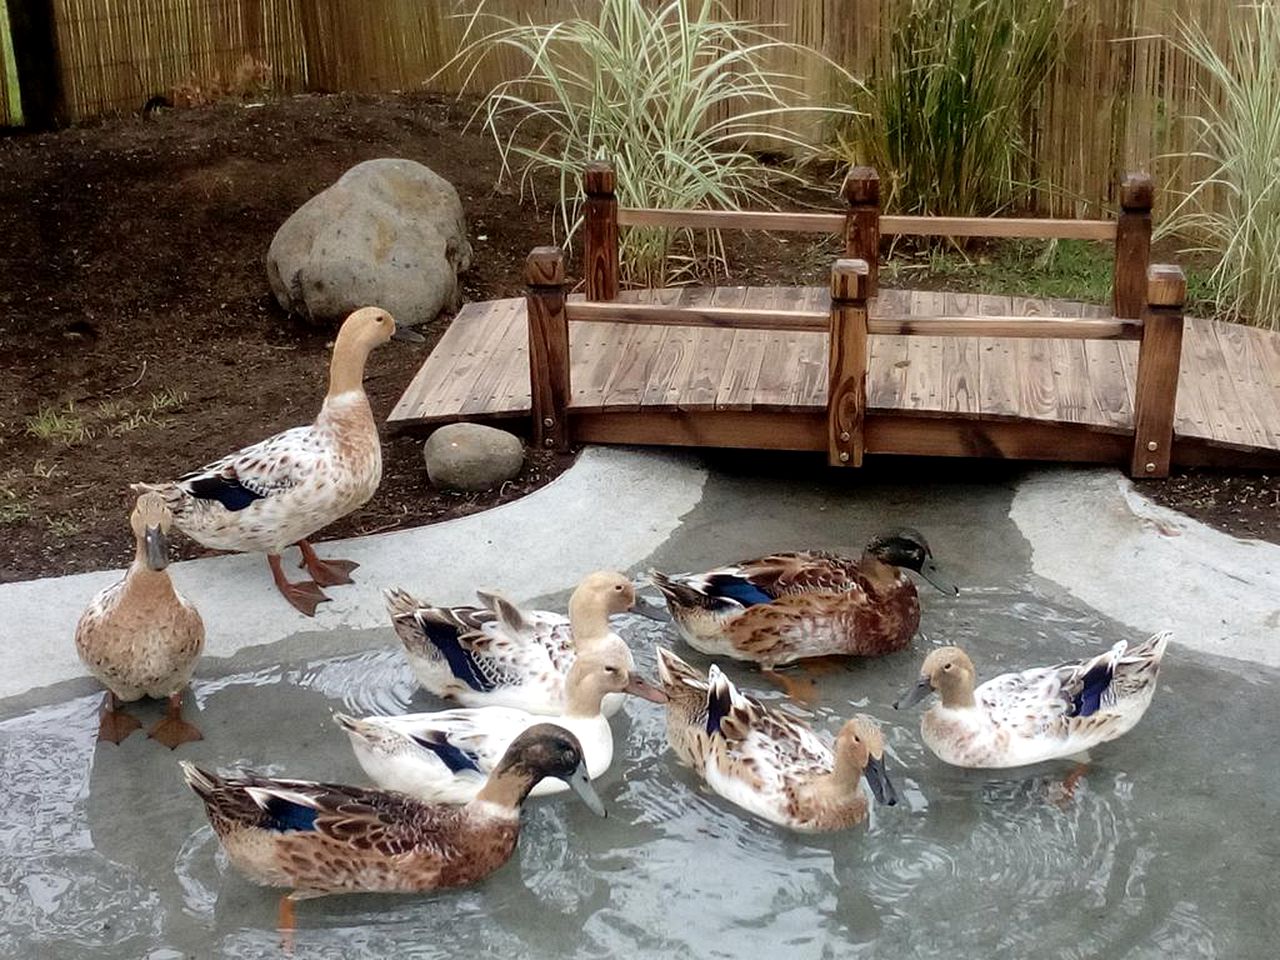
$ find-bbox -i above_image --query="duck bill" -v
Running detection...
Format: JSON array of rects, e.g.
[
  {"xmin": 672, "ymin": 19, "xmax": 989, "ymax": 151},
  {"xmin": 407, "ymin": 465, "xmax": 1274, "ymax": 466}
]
[
  {"xmin": 144, "ymin": 525, "xmax": 170, "ymax": 571},
  {"xmin": 561, "ymin": 760, "xmax": 606, "ymax": 817},
  {"xmin": 624, "ymin": 674, "xmax": 669, "ymax": 704},
  {"xmin": 918, "ymin": 557, "xmax": 958, "ymax": 596},
  {"xmin": 628, "ymin": 595, "xmax": 671, "ymax": 622},
  {"xmin": 893, "ymin": 676, "xmax": 933, "ymax": 711},
  {"xmin": 864, "ymin": 754, "xmax": 898, "ymax": 806},
  {"xmin": 391, "ymin": 324, "xmax": 426, "ymax": 343}
]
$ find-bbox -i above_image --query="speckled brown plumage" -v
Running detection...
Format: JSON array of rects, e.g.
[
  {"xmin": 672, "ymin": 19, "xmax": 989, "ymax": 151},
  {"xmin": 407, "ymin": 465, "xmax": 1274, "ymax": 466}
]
[{"xmin": 649, "ymin": 530, "xmax": 954, "ymax": 667}]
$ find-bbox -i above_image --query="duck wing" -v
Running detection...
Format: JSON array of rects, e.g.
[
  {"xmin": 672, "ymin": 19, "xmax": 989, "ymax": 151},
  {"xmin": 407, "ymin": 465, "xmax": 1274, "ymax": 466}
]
[
  {"xmin": 173, "ymin": 426, "xmax": 323, "ymax": 511},
  {"xmin": 979, "ymin": 641, "xmax": 1129, "ymax": 737}
]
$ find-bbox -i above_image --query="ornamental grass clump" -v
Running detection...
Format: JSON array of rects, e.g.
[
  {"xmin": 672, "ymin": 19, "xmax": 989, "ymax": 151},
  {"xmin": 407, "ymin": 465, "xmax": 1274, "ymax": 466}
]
[
  {"xmin": 1164, "ymin": 3, "xmax": 1280, "ymax": 330},
  {"xmin": 451, "ymin": 0, "xmax": 852, "ymax": 287},
  {"xmin": 833, "ymin": 0, "xmax": 1063, "ymax": 218}
]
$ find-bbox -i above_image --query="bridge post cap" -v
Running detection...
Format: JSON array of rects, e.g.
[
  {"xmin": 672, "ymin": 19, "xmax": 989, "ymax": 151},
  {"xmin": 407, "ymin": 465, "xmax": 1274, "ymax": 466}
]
[
  {"xmin": 831, "ymin": 258, "xmax": 870, "ymax": 300},
  {"xmin": 840, "ymin": 166, "xmax": 880, "ymax": 205},
  {"xmin": 584, "ymin": 161, "xmax": 616, "ymax": 194},
  {"xmin": 1120, "ymin": 172, "xmax": 1154, "ymax": 212},
  {"xmin": 1146, "ymin": 263, "xmax": 1186, "ymax": 307},
  {"xmin": 526, "ymin": 246, "xmax": 566, "ymax": 286}
]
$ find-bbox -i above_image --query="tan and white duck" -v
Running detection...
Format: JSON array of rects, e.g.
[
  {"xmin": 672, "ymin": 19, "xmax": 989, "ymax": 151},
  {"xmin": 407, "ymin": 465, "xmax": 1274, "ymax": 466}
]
[
  {"xmin": 656, "ymin": 647, "xmax": 898, "ymax": 832},
  {"xmin": 133, "ymin": 307, "xmax": 422, "ymax": 616},
  {"xmin": 894, "ymin": 632, "xmax": 1172, "ymax": 768},
  {"xmin": 337, "ymin": 638, "xmax": 667, "ymax": 804},
  {"xmin": 74, "ymin": 492, "xmax": 205, "ymax": 748}
]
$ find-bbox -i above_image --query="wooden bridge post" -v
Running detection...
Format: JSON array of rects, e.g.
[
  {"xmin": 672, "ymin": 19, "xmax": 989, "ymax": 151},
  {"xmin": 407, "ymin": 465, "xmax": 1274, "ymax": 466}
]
[
  {"xmin": 828, "ymin": 258, "xmax": 871, "ymax": 468},
  {"xmin": 526, "ymin": 247, "xmax": 572, "ymax": 452},
  {"xmin": 1114, "ymin": 172, "xmax": 1154, "ymax": 319},
  {"xmin": 1130, "ymin": 264, "xmax": 1186, "ymax": 478},
  {"xmin": 583, "ymin": 161, "xmax": 619, "ymax": 301},
  {"xmin": 840, "ymin": 167, "xmax": 880, "ymax": 297}
]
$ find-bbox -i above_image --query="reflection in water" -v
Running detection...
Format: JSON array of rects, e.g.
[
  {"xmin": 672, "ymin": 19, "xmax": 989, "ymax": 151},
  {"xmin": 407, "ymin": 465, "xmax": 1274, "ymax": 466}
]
[{"xmin": 0, "ymin": 581, "xmax": 1269, "ymax": 958}]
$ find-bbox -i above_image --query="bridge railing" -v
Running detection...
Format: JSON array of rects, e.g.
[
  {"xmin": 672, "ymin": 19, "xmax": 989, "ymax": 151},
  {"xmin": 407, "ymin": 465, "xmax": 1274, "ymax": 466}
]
[
  {"xmin": 525, "ymin": 246, "xmax": 1187, "ymax": 478},
  {"xmin": 581, "ymin": 160, "xmax": 1153, "ymax": 319}
]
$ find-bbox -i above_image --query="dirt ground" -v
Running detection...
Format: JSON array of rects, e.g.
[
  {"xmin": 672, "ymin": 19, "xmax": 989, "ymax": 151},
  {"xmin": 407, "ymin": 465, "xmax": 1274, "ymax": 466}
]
[{"xmin": 1, "ymin": 91, "xmax": 1274, "ymax": 582}]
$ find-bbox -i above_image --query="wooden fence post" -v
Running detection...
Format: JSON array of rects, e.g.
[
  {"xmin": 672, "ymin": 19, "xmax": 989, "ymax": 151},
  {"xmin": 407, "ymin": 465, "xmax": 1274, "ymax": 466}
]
[
  {"xmin": 840, "ymin": 167, "xmax": 879, "ymax": 297},
  {"xmin": 1130, "ymin": 264, "xmax": 1186, "ymax": 478},
  {"xmin": 828, "ymin": 258, "xmax": 870, "ymax": 467},
  {"xmin": 7, "ymin": 0, "xmax": 66, "ymax": 128},
  {"xmin": 1114, "ymin": 172, "xmax": 1153, "ymax": 319},
  {"xmin": 526, "ymin": 247, "xmax": 572, "ymax": 452},
  {"xmin": 583, "ymin": 161, "xmax": 619, "ymax": 301}
]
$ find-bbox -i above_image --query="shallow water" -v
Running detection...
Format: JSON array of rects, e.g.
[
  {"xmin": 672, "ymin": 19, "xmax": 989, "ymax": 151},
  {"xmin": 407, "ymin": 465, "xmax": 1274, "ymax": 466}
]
[{"xmin": 2, "ymin": 580, "xmax": 1277, "ymax": 959}]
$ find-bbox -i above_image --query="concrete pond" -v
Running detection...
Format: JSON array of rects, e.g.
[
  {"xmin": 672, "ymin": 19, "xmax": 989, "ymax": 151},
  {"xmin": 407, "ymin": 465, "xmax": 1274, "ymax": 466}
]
[{"xmin": 2, "ymin": 448, "xmax": 1277, "ymax": 958}]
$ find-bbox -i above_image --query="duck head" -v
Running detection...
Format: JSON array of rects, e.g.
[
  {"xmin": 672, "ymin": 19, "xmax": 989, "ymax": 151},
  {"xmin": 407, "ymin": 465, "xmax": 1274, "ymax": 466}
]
[
  {"xmin": 131, "ymin": 492, "xmax": 173, "ymax": 571},
  {"xmin": 495, "ymin": 723, "xmax": 606, "ymax": 816},
  {"xmin": 895, "ymin": 645, "xmax": 977, "ymax": 710},
  {"xmin": 835, "ymin": 714, "xmax": 898, "ymax": 806},
  {"xmin": 564, "ymin": 639, "xmax": 668, "ymax": 716},
  {"xmin": 865, "ymin": 527, "xmax": 957, "ymax": 595},
  {"xmin": 568, "ymin": 571, "xmax": 639, "ymax": 641},
  {"xmin": 328, "ymin": 306, "xmax": 424, "ymax": 396}
]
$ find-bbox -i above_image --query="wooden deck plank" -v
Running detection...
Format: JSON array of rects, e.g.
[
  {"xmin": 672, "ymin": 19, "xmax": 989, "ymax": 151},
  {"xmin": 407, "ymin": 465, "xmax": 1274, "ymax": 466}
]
[
  {"xmin": 941, "ymin": 293, "xmax": 981, "ymax": 414},
  {"xmin": 752, "ymin": 285, "xmax": 810, "ymax": 411},
  {"xmin": 600, "ymin": 287, "xmax": 684, "ymax": 412},
  {"xmin": 902, "ymin": 292, "xmax": 946, "ymax": 412},
  {"xmin": 1184, "ymin": 317, "xmax": 1272, "ymax": 449},
  {"xmin": 460, "ymin": 299, "xmax": 530, "ymax": 417},
  {"xmin": 639, "ymin": 288, "xmax": 703, "ymax": 409},
  {"xmin": 789, "ymin": 286, "xmax": 832, "ymax": 409},
  {"xmin": 388, "ymin": 299, "xmax": 504, "ymax": 421},
  {"xmin": 716, "ymin": 287, "xmax": 778, "ymax": 410},
  {"xmin": 868, "ymin": 288, "xmax": 911, "ymax": 413},
  {"xmin": 1080, "ymin": 339, "xmax": 1135, "ymax": 428},
  {"xmin": 680, "ymin": 287, "xmax": 748, "ymax": 410},
  {"xmin": 430, "ymin": 298, "xmax": 523, "ymax": 419},
  {"xmin": 1212, "ymin": 320, "xmax": 1280, "ymax": 447}
]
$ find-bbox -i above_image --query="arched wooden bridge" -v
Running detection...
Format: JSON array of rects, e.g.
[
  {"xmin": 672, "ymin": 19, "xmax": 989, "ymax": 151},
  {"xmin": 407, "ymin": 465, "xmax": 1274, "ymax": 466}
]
[{"xmin": 389, "ymin": 164, "xmax": 1280, "ymax": 477}]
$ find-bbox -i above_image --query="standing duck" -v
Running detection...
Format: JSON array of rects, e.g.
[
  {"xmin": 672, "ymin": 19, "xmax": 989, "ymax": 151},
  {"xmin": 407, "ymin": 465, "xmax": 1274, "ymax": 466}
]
[
  {"xmin": 385, "ymin": 570, "xmax": 650, "ymax": 716},
  {"xmin": 648, "ymin": 528, "xmax": 956, "ymax": 668},
  {"xmin": 894, "ymin": 632, "xmax": 1172, "ymax": 768},
  {"xmin": 180, "ymin": 724, "xmax": 604, "ymax": 927},
  {"xmin": 74, "ymin": 492, "xmax": 204, "ymax": 748},
  {"xmin": 133, "ymin": 307, "xmax": 422, "ymax": 616},
  {"xmin": 655, "ymin": 647, "xmax": 898, "ymax": 832},
  {"xmin": 336, "ymin": 638, "xmax": 667, "ymax": 804}
]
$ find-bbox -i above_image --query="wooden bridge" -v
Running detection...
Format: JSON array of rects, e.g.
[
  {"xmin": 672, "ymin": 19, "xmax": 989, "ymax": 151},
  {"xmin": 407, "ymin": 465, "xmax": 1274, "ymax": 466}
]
[{"xmin": 390, "ymin": 163, "xmax": 1280, "ymax": 477}]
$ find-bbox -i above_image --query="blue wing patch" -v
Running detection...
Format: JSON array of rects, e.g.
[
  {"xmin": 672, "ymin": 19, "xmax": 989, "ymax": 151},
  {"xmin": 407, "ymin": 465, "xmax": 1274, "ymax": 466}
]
[
  {"xmin": 262, "ymin": 797, "xmax": 318, "ymax": 832},
  {"xmin": 421, "ymin": 619, "xmax": 494, "ymax": 693},
  {"xmin": 411, "ymin": 730, "xmax": 483, "ymax": 774},
  {"xmin": 1069, "ymin": 661, "xmax": 1114, "ymax": 717},
  {"xmin": 706, "ymin": 680, "xmax": 733, "ymax": 736},
  {"xmin": 184, "ymin": 474, "xmax": 265, "ymax": 512},
  {"xmin": 707, "ymin": 576, "xmax": 775, "ymax": 608}
]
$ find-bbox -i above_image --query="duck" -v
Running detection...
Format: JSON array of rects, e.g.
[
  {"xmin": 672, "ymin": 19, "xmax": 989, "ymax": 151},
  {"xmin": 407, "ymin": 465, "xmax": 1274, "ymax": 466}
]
[
  {"xmin": 336, "ymin": 639, "xmax": 668, "ymax": 804},
  {"xmin": 655, "ymin": 647, "xmax": 898, "ymax": 832},
  {"xmin": 648, "ymin": 528, "xmax": 956, "ymax": 669},
  {"xmin": 74, "ymin": 492, "xmax": 205, "ymax": 748},
  {"xmin": 385, "ymin": 570, "xmax": 653, "ymax": 716},
  {"xmin": 180, "ymin": 723, "xmax": 604, "ymax": 926},
  {"xmin": 893, "ymin": 631, "xmax": 1173, "ymax": 768},
  {"xmin": 133, "ymin": 307, "xmax": 423, "ymax": 616}
]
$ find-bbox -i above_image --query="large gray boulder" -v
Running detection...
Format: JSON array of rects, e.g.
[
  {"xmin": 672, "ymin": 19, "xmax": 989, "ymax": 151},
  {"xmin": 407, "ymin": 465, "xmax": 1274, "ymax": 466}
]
[
  {"xmin": 267, "ymin": 158, "xmax": 472, "ymax": 326},
  {"xmin": 424, "ymin": 423, "xmax": 525, "ymax": 492}
]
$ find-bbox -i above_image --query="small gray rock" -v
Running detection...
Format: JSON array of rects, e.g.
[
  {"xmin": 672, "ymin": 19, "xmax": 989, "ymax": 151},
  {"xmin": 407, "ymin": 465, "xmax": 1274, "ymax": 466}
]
[
  {"xmin": 267, "ymin": 158, "xmax": 473, "ymax": 327},
  {"xmin": 424, "ymin": 423, "xmax": 525, "ymax": 492}
]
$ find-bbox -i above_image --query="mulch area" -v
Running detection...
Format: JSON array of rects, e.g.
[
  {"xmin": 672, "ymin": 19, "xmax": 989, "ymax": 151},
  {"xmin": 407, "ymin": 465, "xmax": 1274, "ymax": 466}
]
[{"xmin": 0, "ymin": 91, "xmax": 1274, "ymax": 582}]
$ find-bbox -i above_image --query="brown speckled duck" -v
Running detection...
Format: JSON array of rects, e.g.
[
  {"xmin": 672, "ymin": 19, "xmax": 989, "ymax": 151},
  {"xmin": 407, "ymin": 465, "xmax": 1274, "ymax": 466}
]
[
  {"xmin": 648, "ymin": 528, "xmax": 957, "ymax": 669},
  {"xmin": 656, "ymin": 647, "xmax": 898, "ymax": 832},
  {"xmin": 180, "ymin": 724, "xmax": 604, "ymax": 927},
  {"xmin": 133, "ymin": 307, "xmax": 422, "ymax": 616},
  {"xmin": 74, "ymin": 492, "xmax": 205, "ymax": 748}
]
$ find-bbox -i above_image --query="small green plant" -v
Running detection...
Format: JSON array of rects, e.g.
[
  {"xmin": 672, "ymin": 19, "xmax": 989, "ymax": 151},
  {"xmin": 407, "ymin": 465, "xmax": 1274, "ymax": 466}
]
[
  {"xmin": 452, "ymin": 0, "xmax": 854, "ymax": 286},
  {"xmin": 1163, "ymin": 4, "xmax": 1280, "ymax": 330},
  {"xmin": 0, "ymin": 484, "xmax": 30, "ymax": 525},
  {"xmin": 833, "ymin": 0, "xmax": 1065, "ymax": 217},
  {"xmin": 45, "ymin": 515, "xmax": 81, "ymax": 538},
  {"xmin": 25, "ymin": 404, "xmax": 93, "ymax": 446}
]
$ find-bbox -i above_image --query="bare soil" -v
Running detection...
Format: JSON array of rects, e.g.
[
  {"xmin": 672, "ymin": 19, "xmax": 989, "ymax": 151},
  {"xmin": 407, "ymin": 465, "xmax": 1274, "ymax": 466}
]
[{"xmin": 0, "ymin": 91, "xmax": 1274, "ymax": 582}]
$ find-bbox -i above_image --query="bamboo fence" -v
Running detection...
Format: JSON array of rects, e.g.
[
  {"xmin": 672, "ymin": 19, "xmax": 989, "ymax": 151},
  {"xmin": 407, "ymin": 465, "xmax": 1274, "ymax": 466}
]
[{"xmin": 30, "ymin": 0, "xmax": 1253, "ymax": 215}]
